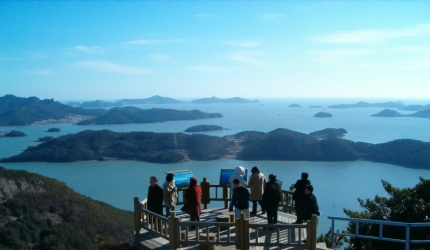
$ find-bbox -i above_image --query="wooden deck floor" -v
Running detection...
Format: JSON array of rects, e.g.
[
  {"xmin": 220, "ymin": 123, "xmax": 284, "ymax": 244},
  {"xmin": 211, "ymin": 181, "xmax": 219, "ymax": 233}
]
[{"xmin": 134, "ymin": 207, "xmax": 319, "ymax": 250}]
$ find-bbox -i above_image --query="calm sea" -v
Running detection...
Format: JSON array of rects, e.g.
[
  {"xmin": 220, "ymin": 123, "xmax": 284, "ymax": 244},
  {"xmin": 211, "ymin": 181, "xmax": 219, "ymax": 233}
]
[{"xmin": 1, "ymin": 98, "xmax": 430, "ymax": 234}]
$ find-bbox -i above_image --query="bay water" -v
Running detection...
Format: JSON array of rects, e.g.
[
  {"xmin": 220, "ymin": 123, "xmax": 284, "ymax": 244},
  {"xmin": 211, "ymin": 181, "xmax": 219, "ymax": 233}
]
[{"xmin": 1, "ymin": 98, "xmax": 430, "ymax": 234}]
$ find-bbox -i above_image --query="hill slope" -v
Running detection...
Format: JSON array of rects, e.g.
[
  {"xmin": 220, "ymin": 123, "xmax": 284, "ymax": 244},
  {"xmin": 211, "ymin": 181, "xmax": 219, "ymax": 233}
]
[
  {"xmin": 0, "ymin": 95, "xmax": 106, "ymax": 126},
  {"xmin": 0, "ymin": 167, "xmax": 134, "ymax": 249},
  {"xmin": 77, "ymin": 106, "xmax": 223, "ymax": 125}
]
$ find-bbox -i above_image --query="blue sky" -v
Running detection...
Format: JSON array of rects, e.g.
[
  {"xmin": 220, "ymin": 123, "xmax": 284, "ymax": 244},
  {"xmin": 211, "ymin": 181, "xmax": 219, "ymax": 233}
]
[{"xmin": 1, "ymin": 1, "xmax": 430, "ymax": 100}]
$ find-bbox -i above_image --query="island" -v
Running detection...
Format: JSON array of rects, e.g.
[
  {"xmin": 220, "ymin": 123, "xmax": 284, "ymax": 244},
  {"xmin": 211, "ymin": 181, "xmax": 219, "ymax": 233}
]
[
  {"xmin": 400, "ymin": 104, "xmax": 430, "ymax": 111},
  {"xmin": 288, "ymin": 103, "xmax": 301, "ymax": 107},
  {"xmin": 314, "ymin": 112, "xmax": 333, "ymax": 118},
  {"xmin": 191, "ymin": 96, "xmax": 259, "ymax": 104},
  {"xmin": 371, "ymin": 109, "xmax": 405, "ymax": 117},
  {"xmin": 328, "ymin": 101, "xmax": 404, "ymax": 109},
  {"xmin": 0, "ymin": 167, "xmax": 134, "ymax": 249},
  {"xmin": 309, "ymin": 128, "xmax": 347, "ymax": 139},
  {"xmin": 185, "ymin": 125, "xmax": 225, "ymax": 132},
  {"xmin": 47, "ymin": 128, "xmax": 61, "ymax": 132},
  {"xmin": 0, "ymin": 94, "xmax": 106, "ymax": 126},
  {"xmin": 80, "ymin": 100, "xmax": 118, "ymax": 108},
  {"xmin": 0, "ymin": 130, "xmax": 26, "ymax": 137},
  {"xmin": 371, "ymin": 108, "xmax": 430, "ymax": 118},
  {"xmin": 76, "ymin": 107, "xmax": 223, "ymax": 125},
  {"xmin": 2, "ymin": 128, "xmax": 430, "ymax": 170},
  {"xmin": 114, "ymin": 95, "xmax": 182, "ymax": 105}
]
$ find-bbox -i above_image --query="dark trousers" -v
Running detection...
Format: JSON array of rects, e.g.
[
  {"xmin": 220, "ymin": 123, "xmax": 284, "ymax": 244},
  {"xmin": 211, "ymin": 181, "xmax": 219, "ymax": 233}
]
[
  {"xmin": 190, "ymin": 215, "xmax": 200, "ymax": 221},
  {"xmin": 251, "ymin": 200, "xmax": 265, "ymax": 214},
  {"xmin": 294, "ymin": 200, "xmax": 305, "ymax": 223},
  {"xmin": 266, "ymin": 203, "xmax": 278, "ymax": 224}
]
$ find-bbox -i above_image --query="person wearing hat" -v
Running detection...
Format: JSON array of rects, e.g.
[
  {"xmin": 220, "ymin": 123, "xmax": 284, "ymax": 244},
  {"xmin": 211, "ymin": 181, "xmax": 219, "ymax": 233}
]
[{"xmin": 262, "ymin": 173, "xmax": 282, "ymax": 225}]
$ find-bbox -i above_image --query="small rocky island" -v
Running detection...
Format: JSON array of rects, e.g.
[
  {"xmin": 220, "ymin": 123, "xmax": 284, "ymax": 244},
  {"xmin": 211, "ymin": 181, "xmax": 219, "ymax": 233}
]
[
  {"xmin": 47, "ymin": 128, "xmax": 61, "ymax": 132},
  {"xmin": 0, "ymin": 130, "xmax": 27, "ymax": 137},
  {"xmin": 288, "ymin": 103, "xmax": 301, "ymax": 107},
  {"xmin": 185, "ymin": 125, "xmax": 225, "ymax": 133},
  {"xmin": 371, "ymin": 109, "xmax": 405, "ymax": 117},
  {"xmin": 314, "ymin": 112, "xmax": 333, "ymax": 118}
]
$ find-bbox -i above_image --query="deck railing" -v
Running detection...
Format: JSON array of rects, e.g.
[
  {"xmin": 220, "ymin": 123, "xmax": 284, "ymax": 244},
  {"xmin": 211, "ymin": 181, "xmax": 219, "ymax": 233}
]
[
  {"xmin": 134, "ymin": 178, "xmax": 317, "ymax": 249},
  {"xmin": 329, "ymin": 216, "xmax": 430, "ymax": 250}
]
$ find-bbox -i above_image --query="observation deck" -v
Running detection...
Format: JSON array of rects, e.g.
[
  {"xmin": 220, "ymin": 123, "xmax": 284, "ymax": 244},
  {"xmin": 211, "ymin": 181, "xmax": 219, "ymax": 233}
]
[{"xmin": 134, "ymin": 178, "xmax": 324, "ymax": 250}]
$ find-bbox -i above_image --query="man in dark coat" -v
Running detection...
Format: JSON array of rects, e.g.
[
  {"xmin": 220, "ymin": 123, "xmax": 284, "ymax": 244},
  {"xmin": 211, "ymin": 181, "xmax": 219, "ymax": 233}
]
[
  {"xmin": 293, "ymin": 172, "xmax": 311, "ymax": 224},
  {"xmin": 262, "ymin": 173, "xmax": 282, "ymax": 224},
  {"xmin": 147, "ymin": 176, "xmax": 163, "ymax": 215},
  {"xmin": 303, "ymin": 185, "xmax": 320, "ymax": 222},
  {"xmin": 232, "ymin": 178, "xmax": 250, "ymax": 218}
]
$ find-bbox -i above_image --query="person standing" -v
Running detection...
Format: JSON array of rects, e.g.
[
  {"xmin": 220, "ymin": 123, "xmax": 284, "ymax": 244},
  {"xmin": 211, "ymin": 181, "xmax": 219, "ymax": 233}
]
[
  {"xmin": 147, "ymin": 176, "xmax": 163, "ymax": 216},
  {"xmin": 232, "ymin": 178, "xmax": 250, "ymax": 219},
  {"xmin": 262, "ymin": 174, "xmax": 282, "ymax": 225},
  {"xmin": 163, "ymin": 173, "xmax": 178, "ymax": 217},
  {"xmin": 181, "ymin": 177, "xmax": 202, "ymax": 222},
  {"xmin": 248, "ymin": 166, "xmax": 266, "ymax": 216},
  {"xmin": 303, "ymin": 185, "xmax": 320, "ymax": 222},
  {"xmin": 228, "ymin": 166, "xmax": 247, "ymax": 212},
  {"xmin": 293, "ymin": 172, "xmax": 311, "ymax": 224}
]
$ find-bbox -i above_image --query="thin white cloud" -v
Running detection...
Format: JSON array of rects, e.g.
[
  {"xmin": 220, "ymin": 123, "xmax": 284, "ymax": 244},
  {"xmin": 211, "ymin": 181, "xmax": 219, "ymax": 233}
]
[
  {"xmin": 189, "ymin": 66, "xmax": 229, "ymax": 73},
  {"xmin": 229, "ymin": 50, "xmax": 266, "ymax": 66},
  {"xmin": 315, "ymin": 23, "xmax": 430, "ymax": 44},
  {"xmin": 28, "ymin": 52, "xmax": 47, "ymax": 59},
  {"xmin": 390, "ymin": 45, "xmax": 430, "ymax": 54},
  {"xmin": 224, "ymin": 40, "xmax": 261, "ymax": 47},
  {"xmin": 125, "ymin": 39, "xmax": 181, "ymax": 45},
  {"xmin": 259, "ymin": 13, "xmax": 285, "ymax": 20},
  {"xmin": 25, "ymin": 69, "xmax": 57, "ymax": 76},
  {"xmin": 72, "ymin": 45, "xmax": 105, "ymax": 54},
  {"xmin": 195, "ymin": 14, "xmax": 222, "ymax": 18},
  {"xmin": 150, "ymin": 54, "xmax": 169, "ymax": 62},
  {"xmin": 73, "ymin": 60, "xmax": 149, "ymax": 74},
  {"xmin": 308, "ymin": 49, "xmax": 370, "ymax": 63}
]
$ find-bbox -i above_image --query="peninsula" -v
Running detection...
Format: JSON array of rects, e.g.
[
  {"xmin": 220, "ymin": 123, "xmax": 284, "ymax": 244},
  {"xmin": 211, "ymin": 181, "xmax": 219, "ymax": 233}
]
[
  {"xmin": 76, "ymin": 107, "xmax": 223, "ymax": 125},
  {"xmin": 0, "ymin": 94, "xmax": 106, "ymax": 126},
  {"xmin": 191, "ymin": 96, "xmax": 259, "ymax": 104},
  {"xmin": 2, "ymin": 128, "xmax": 430, "ymax": 169}
]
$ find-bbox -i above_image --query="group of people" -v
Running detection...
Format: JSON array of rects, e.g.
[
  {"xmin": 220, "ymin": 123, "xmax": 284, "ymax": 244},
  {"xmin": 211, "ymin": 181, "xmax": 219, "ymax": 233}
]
[
  {"xmin": 146, "ymin": 167, "xmax": 320, "ymax": 226},
  {"xmin": 147, "ymin": 173, "xmax": 202, "ymax": 221}
]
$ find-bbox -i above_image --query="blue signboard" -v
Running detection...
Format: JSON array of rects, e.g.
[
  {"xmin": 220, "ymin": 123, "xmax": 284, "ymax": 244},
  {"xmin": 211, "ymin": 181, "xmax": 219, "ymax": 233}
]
[
  {"xmin": 219, "ymin": 168, "xmax": 248, "ymax": 185},
  {"xmin": 165, "ymin": 170, "xmax": 193, "ymax": 189}
]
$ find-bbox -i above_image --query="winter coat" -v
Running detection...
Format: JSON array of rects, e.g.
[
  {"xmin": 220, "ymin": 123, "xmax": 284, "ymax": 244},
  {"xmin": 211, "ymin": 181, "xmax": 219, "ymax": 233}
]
[
  {"xmin": 182, "ymin": 177, "xmax": 202, "ymax": 217},
  {"xmin": 293, "ymin": 178, "xmax": 311, "ymax": 201},
  {"xmin": 232, "ymin": 186, "xmax": 250, "ymax": 210},
  {"xmin": 228, "ymin": 166, "xmax": 246, "ymax": 194},
  {"xmin": 262, "ymin": 180, "xmax": 282, "ymax": 206},
  {"xmin": 147, "ymin": 184, "xmax": 163, "ymax": 215},
  {"xmin": 248, "ymin": 172, "xmax": 266, "ymax": 201},
  {"xmin": 303, "ymin": 193, "xmax": 320, "ymax": 221},
  {"xmin": 163, "ymin": 181, "xmax": 178, "ymax": 208}
]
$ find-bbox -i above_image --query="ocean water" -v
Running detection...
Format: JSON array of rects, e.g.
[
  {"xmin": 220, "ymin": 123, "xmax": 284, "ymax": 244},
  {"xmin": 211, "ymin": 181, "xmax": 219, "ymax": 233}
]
[{"xmin": 1, "ymin": 98, "xmax": 430, "ymax": 235}]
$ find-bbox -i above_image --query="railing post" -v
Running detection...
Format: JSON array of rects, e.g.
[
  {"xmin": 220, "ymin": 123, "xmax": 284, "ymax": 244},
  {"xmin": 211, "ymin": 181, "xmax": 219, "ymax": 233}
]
[
  {"xmin": 405, "ymin": 224, "xmax": 410, "ymax": 250},
  {"xmin": 134, "ymin": 197, "xmax": 141, "ymax": 235},
  {"xmin": 235, "ymin": 216, "xmax": 241, "ymax": 249},
  {"xmin": 201, "ymin": 177, "xmax": 210, "ymax": 209},
  {"xmin": 223, "ymin": 185, "xmax": 229, "ymax": 209},
  {"xmin": 311, "ymin": 214, "xmax": 317, "ymax": 250},
  {"xmin": 242, "ymin": 213, "xmax": 250, "ymax": 249},
  {"xmin": 168, "ymin": 211, "xmax": 179, "ymax": 250},
  {"xmin": 306, "ymin": 218, "xmax": 312, "ymax": 250},
  {"xmin": 331, "ymin": 219, "xmax": 335, "ymax": 249}
]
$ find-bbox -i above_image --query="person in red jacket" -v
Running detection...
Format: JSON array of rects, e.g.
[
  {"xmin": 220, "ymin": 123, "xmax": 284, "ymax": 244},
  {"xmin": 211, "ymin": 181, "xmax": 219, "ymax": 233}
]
[{"xmin": 181, "ymin": 177, "xmax": 202, "ymax": 222}]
